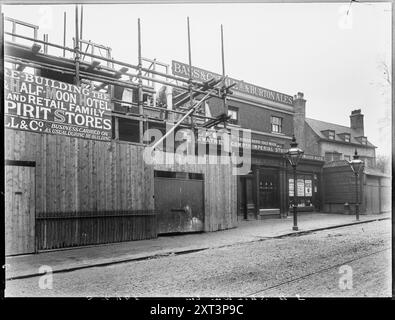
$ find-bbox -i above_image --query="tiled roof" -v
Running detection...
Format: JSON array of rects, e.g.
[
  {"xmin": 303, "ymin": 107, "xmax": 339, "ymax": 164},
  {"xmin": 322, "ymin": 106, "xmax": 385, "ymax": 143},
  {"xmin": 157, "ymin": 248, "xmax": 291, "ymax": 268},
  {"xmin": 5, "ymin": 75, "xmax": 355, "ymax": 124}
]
[{"xmin": 305, "ymin": 118, "xmax": 376, "ymax": 148}]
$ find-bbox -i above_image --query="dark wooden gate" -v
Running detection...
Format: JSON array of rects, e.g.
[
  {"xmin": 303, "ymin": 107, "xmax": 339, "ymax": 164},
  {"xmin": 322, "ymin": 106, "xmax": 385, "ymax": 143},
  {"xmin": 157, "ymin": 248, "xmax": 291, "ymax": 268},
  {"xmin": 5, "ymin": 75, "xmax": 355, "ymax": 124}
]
[
  {"xmin": 154, "ymin": 171, "xmax": 204, "ymax": 234},
  {"xmin": 5, "ymin": 162, "xmax": 36, "ymax": 256}
]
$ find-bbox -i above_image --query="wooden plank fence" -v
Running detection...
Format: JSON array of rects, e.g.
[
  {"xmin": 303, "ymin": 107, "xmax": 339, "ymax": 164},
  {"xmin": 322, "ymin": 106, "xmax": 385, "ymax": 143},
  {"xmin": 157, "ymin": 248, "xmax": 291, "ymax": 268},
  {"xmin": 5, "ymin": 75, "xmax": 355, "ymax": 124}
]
[{"xmin": 36, "ymin": 210, "xmax": 157, "ymax": 250}]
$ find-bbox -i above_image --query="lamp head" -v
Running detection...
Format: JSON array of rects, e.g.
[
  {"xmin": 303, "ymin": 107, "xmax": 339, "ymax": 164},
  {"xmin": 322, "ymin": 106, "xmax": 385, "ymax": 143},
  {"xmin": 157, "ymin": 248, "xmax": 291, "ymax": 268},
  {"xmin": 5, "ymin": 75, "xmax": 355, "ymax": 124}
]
[
  {"xmin": 285, "ymin": 135, "xmax": 304, "ymax": 167},
  {"xmin": 349, "ymin": 149, "xmax": 364, "ymax": 175}
]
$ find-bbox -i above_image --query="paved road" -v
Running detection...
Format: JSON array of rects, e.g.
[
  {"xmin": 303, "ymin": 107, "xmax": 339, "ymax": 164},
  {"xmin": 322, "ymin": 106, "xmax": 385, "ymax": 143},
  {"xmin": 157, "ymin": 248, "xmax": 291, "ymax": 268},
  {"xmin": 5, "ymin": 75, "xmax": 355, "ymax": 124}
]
[{"xmin": 5, "ymin": 220, "xmax": 391, "ymax": 297}]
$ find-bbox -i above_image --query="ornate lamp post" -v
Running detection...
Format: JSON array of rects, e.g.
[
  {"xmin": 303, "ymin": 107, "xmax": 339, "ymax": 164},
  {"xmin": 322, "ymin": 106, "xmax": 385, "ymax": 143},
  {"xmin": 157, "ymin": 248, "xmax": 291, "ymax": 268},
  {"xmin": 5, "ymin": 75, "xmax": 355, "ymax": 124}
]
[
  {"xmin": 285, "ymin": 135, "xmax": 304, "ymax": 231},
  {"xmin": 348, "ymin": 149, "xmax": 364, "ymax": 221}
]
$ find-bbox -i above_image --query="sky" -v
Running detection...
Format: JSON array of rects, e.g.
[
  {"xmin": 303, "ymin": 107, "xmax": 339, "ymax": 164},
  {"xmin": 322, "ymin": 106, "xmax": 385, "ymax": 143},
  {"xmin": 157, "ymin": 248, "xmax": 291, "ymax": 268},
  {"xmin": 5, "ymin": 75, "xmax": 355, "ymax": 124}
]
[{"xmin": 2, "ymin": 2, "xmax": 392, "ymax": 156}]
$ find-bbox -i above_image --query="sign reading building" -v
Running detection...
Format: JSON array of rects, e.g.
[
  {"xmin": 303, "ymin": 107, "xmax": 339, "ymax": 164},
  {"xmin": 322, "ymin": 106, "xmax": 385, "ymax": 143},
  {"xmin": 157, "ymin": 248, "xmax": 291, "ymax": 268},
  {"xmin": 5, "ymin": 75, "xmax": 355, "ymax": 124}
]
[
  {"xmin": 172, "ymin": 60, "xmax": 294, "ymax": 106},
  {"xmin": 4, "ymin": 68, "xmax": 112, "ymax": 141}
]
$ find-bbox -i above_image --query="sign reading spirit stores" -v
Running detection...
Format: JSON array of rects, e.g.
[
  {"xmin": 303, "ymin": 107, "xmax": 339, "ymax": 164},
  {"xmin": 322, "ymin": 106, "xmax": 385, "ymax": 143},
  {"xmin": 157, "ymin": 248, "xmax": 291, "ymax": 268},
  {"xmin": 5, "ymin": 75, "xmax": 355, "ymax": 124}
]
[{"xmin": 4, "ymin": 68, "xmax": 112, "ymax": 141}]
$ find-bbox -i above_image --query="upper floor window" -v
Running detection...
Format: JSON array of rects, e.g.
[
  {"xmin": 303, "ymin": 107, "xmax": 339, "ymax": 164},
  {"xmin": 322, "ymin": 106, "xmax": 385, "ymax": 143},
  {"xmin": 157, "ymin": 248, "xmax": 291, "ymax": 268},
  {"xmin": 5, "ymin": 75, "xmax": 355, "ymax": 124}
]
[
  {"xmin": 361, "ymin": 137, "xmax": 367, "ymax": 145},
  {"xmin": 228, "ymin": 106, "xmax": 238, "ymax": 125},
  {"xmin": 271, "ymin": 116, "xmax": 282, "ymax": 133},
  {"xmin": 328, "ymin": 131, "xmax": 335, "ymax": 140},
  {"xmin": 325, "ymin": 152, "xmax": 342, "ymax": 162},
  {"xmin": 344, "ymin": 134, "xmax": 350, "ymax": 142}
]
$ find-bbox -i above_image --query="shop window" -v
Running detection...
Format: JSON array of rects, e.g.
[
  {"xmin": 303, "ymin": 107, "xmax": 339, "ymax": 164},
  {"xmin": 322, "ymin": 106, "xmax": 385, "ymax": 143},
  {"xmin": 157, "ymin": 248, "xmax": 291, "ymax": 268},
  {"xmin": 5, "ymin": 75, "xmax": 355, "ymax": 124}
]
[
  {"xmin": 271, "ymin": 116, "xmax": 282, "ymax": 133},
  {"xmin": 118, "ymin": 117, "xmax": 140, "ymax": 143},
  {"xmin": 288, "ymin": 174, "xmax": 314, "ymax": 208},
  {"xmin": 228, "ymin": 107, "xmax": 238, "ymax": 125}
]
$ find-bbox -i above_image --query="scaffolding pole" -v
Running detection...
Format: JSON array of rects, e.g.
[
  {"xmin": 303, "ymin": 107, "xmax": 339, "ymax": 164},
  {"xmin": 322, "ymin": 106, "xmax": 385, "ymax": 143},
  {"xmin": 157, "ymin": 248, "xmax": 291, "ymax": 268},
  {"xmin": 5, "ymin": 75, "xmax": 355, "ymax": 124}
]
[
  {"xmin": 63, "ymin": 12, "xmax": 66, "ymax": 57},
  {"xmin": 221, "ymin": 24, "xmax": 228, "ymax": 128},
  {"xmin": 74, "ymin": 5, "xmax": 80, "ymax": 86},
  {"xmin": 187, "ymin": 17, "xmax": 194, "ymax": 128},
  {"xmin": 137, "ymin": 18, "xmax": 145, "ymax": 143}
]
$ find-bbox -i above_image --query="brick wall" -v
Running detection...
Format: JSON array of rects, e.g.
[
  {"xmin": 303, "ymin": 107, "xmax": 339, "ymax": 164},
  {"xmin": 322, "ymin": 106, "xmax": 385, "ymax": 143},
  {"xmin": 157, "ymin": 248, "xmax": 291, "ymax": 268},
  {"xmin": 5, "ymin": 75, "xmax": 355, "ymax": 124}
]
[{"xmin": 207, "ymin": 97, "xmax": 293, "ymax": 135}]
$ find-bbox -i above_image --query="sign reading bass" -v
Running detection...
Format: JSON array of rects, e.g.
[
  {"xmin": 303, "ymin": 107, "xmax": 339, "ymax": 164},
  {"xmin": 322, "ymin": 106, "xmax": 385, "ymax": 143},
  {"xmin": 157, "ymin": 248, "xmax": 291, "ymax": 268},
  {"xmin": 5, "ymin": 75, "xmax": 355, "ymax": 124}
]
[
  {"xmin": 172, "ymin": 60, "xmax": 293, "ymax": 106},
  {"xmin": 4, "ymin": 68, "xmax": 112, "ymax": 141}
]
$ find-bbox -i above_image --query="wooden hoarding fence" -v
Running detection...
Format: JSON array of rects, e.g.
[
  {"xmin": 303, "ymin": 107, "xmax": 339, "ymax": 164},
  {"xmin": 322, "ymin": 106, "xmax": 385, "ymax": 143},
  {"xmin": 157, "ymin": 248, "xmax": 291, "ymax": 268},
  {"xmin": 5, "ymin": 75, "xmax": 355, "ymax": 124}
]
[{"xmin": 36, "ymin": 210, "xmax": 157, "ymax": 250}]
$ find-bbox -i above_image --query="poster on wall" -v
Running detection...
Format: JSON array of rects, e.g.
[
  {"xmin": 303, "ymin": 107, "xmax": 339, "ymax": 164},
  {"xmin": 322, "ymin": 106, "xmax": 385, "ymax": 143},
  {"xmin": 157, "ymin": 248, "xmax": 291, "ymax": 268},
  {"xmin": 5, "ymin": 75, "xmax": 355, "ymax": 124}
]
[
  {"xmin": 4, "ymin": 68, "xmax": 112, "ymax": 141},
  {"xmin": 305, "ymin": 180, "xmax": 313, "ymax": 197},
  {"xmin": 289, "ymin": 178, "xmax": 294, "ymax": 197},
  {"xmin": 297, "ymin": 179, "xmax": 305, "ymax": 197}
]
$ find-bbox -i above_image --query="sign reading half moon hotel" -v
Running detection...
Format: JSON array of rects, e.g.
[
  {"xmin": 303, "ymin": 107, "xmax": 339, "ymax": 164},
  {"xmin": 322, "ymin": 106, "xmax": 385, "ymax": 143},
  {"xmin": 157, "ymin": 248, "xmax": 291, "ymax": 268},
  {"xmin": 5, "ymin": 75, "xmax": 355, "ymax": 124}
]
[
  {"xmin": 4, "ymin": 68, "xmax": 112, "ymax": 141},
  {"xmin": 172, "ymin": 60, "xmax": 294, "ymax": 106}
]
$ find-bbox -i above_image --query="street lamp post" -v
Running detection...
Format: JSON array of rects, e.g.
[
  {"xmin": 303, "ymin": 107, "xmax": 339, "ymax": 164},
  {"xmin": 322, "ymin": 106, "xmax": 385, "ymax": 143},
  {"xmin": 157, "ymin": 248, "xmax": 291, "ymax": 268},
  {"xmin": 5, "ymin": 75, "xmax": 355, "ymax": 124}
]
[
  {"xmin": 348, "ymin": 149, "xmax": 364, "ymax": 221},
  {"xmin": 285, "ymin": 135, "xmax": 304, "ymax": 231}
]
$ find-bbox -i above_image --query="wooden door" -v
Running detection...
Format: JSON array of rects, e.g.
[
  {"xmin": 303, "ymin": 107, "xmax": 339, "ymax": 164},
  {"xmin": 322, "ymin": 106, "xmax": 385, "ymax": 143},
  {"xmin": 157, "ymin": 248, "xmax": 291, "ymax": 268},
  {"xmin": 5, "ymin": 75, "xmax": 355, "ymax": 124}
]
[
  {"xmin": 154, "ymin": 175, "xmax": 204, "ymax": 234},
  {"xmin": 5, "ymin": 164, "xmax": 36, "ymax": 256},
  {"xmin": 258, "ymin": 171, "xmax": 279, "ymax": 209}
]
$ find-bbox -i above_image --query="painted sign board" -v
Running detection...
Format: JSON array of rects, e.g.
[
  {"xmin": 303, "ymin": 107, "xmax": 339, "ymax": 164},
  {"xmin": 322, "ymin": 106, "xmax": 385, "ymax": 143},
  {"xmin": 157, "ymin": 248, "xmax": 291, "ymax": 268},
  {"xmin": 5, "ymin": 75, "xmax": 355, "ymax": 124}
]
[
  {"xmin": 4, "ymin": 68, "xmax": 112, "ymax": 141},
  {"xmin": 172, "ymin": 60, "xmax": 294, "ymax": 106},
  {"xmin": 197, "ymin": 130, "xmax": 287, "ymax": 154}
]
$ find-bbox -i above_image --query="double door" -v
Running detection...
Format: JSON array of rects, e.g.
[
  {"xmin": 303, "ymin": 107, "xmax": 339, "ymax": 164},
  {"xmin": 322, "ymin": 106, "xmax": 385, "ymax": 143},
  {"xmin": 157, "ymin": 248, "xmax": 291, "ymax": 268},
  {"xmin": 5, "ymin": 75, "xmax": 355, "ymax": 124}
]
[{"xmin": 258, "ymin": 169, "xmax": 280, "ymax": 209}]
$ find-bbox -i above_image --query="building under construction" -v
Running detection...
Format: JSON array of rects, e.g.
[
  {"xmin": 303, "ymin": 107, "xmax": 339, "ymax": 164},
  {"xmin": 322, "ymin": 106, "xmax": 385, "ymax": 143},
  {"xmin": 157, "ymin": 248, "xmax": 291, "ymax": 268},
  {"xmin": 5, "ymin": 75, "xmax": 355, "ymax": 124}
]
[{"xmin": 3, "ymin": 9, "xmax": 241, "ymax": 255}]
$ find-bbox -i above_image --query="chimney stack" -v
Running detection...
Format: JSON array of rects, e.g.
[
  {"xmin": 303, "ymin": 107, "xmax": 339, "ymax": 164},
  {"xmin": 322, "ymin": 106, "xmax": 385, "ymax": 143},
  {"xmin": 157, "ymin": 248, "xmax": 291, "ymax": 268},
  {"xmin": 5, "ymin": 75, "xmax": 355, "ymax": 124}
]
[
  {"xmin": 293, "ymin": 92, "xmax": 306, "ymax": 151},
  {"xmin": 350, "ymin": 109, "xmax": 364, "ymax": 136}
]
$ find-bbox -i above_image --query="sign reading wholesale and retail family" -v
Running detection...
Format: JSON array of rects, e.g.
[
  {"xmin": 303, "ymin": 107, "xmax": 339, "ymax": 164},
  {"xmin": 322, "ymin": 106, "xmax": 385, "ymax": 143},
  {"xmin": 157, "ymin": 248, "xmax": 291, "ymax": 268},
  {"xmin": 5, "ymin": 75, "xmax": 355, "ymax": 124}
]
[
  {"xmin": 172, "ymin": 60, "xmax": 294, "ymax": 106},
  {"xmin": 4, "ymin": 68, "xmax": 112, "ymax": 141}
]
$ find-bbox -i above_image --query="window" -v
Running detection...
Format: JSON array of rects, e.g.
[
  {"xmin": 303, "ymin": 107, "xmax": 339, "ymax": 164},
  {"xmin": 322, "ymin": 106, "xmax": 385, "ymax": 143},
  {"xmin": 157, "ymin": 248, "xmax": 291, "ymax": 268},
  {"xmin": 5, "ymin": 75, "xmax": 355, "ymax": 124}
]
[
  {"xmin": 271, "ymin": 116, "xmax": 282, "ymax": 133},
  {"xmin": 325, "ymin": 152, "xmax": 342, "ymax": 162},
  {"xmin": 228, "ymin": 107, "xmax": 238, "ymax": 125},
  {"xmin": 344, "ymin": 134, "xmax": 350, "ymax": 142},
  {"xmin": 361, "ymin": 137, "xmax": 367, "ymax": 145},
  {"xmin": 118, "ymin": 117, "xmax": 140, "ymax": 143},
  {"xmin": 344, "ymin": 155, "xmax": 350, "ymax": 161},
  {"xmin": 328, "ymin": 131, "xmax": 335, "ymax": 140}
]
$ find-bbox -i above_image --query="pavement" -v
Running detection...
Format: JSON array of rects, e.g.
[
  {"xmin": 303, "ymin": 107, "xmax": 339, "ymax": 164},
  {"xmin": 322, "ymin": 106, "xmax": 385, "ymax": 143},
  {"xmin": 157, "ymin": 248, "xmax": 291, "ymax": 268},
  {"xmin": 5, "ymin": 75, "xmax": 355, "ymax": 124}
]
[{"xmin": 5, "ymin": 212, "xmax": 390, "ymax": 281}]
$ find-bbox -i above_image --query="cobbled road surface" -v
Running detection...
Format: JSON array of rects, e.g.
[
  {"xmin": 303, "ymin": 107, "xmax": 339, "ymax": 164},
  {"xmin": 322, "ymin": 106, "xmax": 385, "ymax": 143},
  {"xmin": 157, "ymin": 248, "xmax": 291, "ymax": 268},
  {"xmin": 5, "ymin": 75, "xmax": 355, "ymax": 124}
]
[{"xmin": 5, "ymin": 220, "xmax": 391, "ymax": 297}]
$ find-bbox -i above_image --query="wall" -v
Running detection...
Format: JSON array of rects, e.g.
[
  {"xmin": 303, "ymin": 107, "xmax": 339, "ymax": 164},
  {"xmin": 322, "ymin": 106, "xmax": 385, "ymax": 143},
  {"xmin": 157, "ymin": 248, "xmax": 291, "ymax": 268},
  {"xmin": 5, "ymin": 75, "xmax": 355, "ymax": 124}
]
[
  {"xmin": 207, "ymin": 97, "xmax": 293, "ymax": 136},
  {"xmin": 303, "ymin": 122, "xmax": 321, "ymax": 156},
  {"xmin": 5, "ymin": 129, "xmax": 238, "ymax": 249},
  {"xmin": 319, "ymin": 141, "xmax": 375, "ymax": 161},
  {"xmin": 5, "ymin": 129, "xmax": 155, "ymax": 215},
  {"xmin": 322, "ymin": 164, "xmax": 365, "ymax": 214},
  {"xmin": 153, "ymin": 152, "xmax": 238, "ymax": 231}
]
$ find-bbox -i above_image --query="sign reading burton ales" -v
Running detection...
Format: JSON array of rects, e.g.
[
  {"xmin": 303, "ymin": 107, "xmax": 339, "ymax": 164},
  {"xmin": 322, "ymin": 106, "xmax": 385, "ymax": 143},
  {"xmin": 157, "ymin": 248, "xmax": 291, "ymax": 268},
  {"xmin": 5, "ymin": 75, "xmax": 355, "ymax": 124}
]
[
  {"xmin": 4, "ymin": 68, "xmax": 112, "ymax": 141},
  {"xmin": 172, "ymin": 60, "xmax": 293, "ymax": 106}
]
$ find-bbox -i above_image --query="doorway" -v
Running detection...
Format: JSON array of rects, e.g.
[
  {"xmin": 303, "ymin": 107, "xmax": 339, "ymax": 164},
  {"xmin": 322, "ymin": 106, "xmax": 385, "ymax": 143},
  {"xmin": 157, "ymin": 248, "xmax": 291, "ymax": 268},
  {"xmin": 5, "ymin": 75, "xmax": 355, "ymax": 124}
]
[
  {"xmin": 258, "ymin": 169, "xmax": 280, "ymax": 209},
  {"xmin": 5, "ymin": 162, "xmax": 36, "ymax": 256},
  {"xmin": 154, "ymin": 171, "xmax": 204, "ymax": 234}
]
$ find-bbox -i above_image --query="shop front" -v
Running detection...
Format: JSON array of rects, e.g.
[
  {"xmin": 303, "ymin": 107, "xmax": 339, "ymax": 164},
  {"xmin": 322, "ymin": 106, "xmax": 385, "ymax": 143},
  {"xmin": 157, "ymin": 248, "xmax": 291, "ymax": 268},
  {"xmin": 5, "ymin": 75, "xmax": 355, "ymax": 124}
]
[
  {"xmin": 285, "ymin": 156, "xmax": 325, "ymax": 213},
  {"xmin": 238, "ymin": 151, "xmax": 324, "ymax": 220},
  {"xmin": 238, "ymin": 150, "xmax": 289, "ymax": 220}
]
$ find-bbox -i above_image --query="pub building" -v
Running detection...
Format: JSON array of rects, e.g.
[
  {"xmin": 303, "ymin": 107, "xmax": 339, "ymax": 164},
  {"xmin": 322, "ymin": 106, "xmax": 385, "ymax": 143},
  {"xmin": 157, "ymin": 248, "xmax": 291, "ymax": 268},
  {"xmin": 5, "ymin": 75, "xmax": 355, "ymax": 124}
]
[{"xmin": 172, "ymin": 61, "xmax": 325, "ymax": 220}]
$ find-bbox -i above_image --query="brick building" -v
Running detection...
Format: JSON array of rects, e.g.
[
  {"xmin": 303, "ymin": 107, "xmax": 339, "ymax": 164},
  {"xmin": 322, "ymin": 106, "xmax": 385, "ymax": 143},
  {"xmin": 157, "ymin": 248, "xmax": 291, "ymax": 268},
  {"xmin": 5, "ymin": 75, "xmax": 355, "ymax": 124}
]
[
  {"xmin": 171, "ymin": 61, "xmax": 325, "ymax": 220},
  {"xmin": 292, "ymin": 97, "xmax": 389, "ymax": 215}
]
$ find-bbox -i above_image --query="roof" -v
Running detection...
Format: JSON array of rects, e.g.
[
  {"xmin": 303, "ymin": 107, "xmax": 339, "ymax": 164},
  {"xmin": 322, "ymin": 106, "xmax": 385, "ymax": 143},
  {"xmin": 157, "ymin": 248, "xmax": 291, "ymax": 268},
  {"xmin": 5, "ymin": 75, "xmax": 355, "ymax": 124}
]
[{"xmin": 305, "ymin": 118, "xmax": 376, "ymax": 148}]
